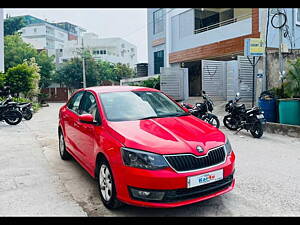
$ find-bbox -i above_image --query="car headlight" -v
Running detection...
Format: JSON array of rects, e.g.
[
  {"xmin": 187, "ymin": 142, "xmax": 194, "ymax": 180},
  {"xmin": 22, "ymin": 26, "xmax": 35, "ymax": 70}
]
[
  {"xmin": 224, "ymin": 138, "xmax": 232, "ymax": 156},
  {"xmin": 121, "ymin": 147, "xmax": 169, "ymax": 170}
]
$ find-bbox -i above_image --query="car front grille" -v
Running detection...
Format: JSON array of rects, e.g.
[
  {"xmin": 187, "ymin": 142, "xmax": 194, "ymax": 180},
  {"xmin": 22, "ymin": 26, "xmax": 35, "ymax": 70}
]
[{"xmin": 164, "ymin": 146, "xmax": 226, "ymax": 172}]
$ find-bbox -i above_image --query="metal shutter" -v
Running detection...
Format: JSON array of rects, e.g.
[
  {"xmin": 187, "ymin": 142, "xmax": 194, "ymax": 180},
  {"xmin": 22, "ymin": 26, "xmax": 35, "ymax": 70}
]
[{"xmin": 202, "ymin": 60, "xmax": 227, "ymax": 101}]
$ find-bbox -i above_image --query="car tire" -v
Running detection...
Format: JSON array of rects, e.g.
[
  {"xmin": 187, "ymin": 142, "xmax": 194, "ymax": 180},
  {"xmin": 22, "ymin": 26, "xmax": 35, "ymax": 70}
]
[
  {"xmin": 59, "ymin": 131, "xmax": 72, "ymax": 160},
  {"xmin": 97, "ymin": 158, "xmax": 123, "ymax": 209}
]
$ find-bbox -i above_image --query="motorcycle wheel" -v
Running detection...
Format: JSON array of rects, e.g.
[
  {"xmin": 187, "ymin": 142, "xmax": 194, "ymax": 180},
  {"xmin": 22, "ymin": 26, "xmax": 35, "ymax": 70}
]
[
  {"xmin": 250, "ymin": 122, "xmax": 263, "ymax": 138},
  {"xmin": 204, "ymin": 114, "xmax": 220, "ymax": 128},
  {"xmin": 223, "ymin": 115, "xmax": 239, "ymax": 130},
  {"xmin": 23, "ymin": 109, "xmax": 33, "ymax": 120},
  {"xmin": 4, "ymin": 110, "xmax": 23, "ymax": 125}
]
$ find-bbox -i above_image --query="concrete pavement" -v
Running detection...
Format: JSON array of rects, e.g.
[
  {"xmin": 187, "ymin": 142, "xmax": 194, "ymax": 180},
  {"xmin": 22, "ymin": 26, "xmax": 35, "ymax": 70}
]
[{"xmin": 0, "ymin": 109, "xmax": 86, "ymax": 216}]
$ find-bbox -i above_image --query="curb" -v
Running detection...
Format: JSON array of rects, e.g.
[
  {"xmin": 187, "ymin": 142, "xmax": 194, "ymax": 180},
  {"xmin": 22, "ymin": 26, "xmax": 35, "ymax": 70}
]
[{"xmin": 265, "ymin": 122, "xmax": 300, "ymax": 138}]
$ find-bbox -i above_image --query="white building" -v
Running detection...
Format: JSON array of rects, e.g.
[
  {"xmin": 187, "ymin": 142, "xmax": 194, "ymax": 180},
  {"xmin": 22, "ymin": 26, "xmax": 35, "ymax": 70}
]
[
  {"xmin": 20, "ymin": 22, "xmax": 68, "ymax": 58},
  {"xmin": 61, "ymin": 32, "xmax": 137, "ymax": 68},
  {"xmin": 0, "ymin": 8, "xmax": 4, "ymax": 73}
]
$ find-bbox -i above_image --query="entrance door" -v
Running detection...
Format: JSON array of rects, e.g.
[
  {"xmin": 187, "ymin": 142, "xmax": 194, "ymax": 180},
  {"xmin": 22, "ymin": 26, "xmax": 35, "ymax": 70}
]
[
  {"xmin": 160, "ymin": 67, "xmax": 188, "ymax": 101},
  {"xmin": 201, "ymin": 60, "xmax": 227, "ymax": 101},
  {"xmin": 237, "ymin": 56, "xmax": 256, "ymax": 102}
]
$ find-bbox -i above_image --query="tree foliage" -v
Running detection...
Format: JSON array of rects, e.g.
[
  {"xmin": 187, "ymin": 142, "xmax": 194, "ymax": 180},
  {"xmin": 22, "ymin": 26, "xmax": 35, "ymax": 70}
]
[
  {"xmin": 0, "ymin": 73, "xmax": 6, "ymax": 89},
  {"xmin": 4, "ymin": 34, "xmax": 55, "ymax": 88},
  {"xmin": 5, "ymin": 58, "xmax": 40, "ymax": 97},
  {"xmin": 55, "ymin": 55, "xmax": 135, "ymax": 89},
  {"xmin": 284, "ymin": 58, "xmax": 300, "ymax": 98},
  {"xmin": 4, "ymin": 16, "xmax": 26, "ymax": 36}
]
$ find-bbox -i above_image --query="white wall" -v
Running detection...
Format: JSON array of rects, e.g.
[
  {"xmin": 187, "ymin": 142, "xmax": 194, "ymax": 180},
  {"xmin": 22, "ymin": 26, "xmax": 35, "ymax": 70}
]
[
  {"xmin": 0, "ymin": 8, "xmax": 4, "ymax": 73},
  {"xmin": 61, "ymin": 35, "xmax": 137, "ymax": 68}
]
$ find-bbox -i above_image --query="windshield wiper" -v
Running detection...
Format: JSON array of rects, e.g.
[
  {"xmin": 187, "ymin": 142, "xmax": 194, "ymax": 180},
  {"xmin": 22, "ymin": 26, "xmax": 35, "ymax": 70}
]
[
  {"xmin": 139, "ymin": 112, "xmax": 189, "ymax": 120},
  {"xmin": 139, "ymin": 116, "xmax": 161, "ymax": 120}
]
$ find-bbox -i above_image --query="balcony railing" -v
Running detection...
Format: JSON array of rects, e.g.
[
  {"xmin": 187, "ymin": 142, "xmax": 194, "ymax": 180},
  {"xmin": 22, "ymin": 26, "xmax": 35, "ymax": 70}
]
[{"xmin": 194, "ymin": 13, "xmax": 252, "ymax": 34}]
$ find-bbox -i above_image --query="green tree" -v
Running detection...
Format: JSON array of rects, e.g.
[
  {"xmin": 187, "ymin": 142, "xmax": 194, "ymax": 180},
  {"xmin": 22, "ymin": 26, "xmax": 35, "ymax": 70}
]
[
  {"xmin": 55, "ymin": 54, "xmax": 99, "ymax": 89},
  {"xmin": 96, "ymin": 61, "xmax": 135, "ymax": 84},
  {"xmin": 5, "ymin": 58, "xmax": 40, "ymax": 97},
  {"xmin": 36, "ymin": 50, "xmax": 55, "ymax": 88},
  {"xmin": 113, "ymin": 63, "xmax": 135, "ymax": 81},
  {"xmin": 284, "ymin": 58, "xmax": 300, "ymax": 98},
  {"xmin": 4, "ymin": 16, "xmax": 26, "ymax": 36},
  {"xmin": 4, "ymin": 34, "xmax": 55, "ymax": 88},
  {"xmin": 0, "ymin": 73, "xmax": 6, "ymax": 89}
]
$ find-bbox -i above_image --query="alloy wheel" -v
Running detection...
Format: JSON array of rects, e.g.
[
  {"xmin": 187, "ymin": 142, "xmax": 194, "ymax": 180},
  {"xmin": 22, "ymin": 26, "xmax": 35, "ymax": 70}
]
[{"xmin": 99, "ymin": 164, "xmax": 113, "ymax": 201}]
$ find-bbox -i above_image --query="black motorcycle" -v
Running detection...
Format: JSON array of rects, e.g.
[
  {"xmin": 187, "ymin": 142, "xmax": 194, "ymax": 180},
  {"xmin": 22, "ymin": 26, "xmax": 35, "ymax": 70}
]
[
  {"xmin": 0, "ymin": 98, "xmax": 23, "ymax": 125},
  {"xmin": 1, "ymin": 95, "xmax": 33, "ymax": 120},
  {"xmin": 223, "ymin": 93, "xmax": 266, "ymax": 138},
  {"xmin": 182, "ymin": 91, "xmax": 220, "ymax": 128}
]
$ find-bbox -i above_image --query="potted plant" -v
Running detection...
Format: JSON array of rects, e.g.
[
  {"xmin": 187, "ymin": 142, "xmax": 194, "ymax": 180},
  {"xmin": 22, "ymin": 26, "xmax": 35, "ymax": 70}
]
[{"xmin": 277, "ymin": 58, "xmax": 300, "ymax": 126}]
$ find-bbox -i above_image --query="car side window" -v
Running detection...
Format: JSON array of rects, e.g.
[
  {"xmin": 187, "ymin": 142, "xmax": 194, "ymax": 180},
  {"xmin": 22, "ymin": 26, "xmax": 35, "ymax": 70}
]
[
  {"xmin": 79, "ymin": 92, "xmax": 101, "ymax": 123},
  {"xmin": 67, "ymin": 91, "xmax": 84, "ymax": 114}
]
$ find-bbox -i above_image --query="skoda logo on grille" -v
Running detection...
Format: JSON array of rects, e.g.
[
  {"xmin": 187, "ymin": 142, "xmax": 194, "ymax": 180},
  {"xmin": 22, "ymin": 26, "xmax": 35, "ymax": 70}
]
[{"xmin": 196, "ymin": 146, "xmax": 204, "ymax": 153}]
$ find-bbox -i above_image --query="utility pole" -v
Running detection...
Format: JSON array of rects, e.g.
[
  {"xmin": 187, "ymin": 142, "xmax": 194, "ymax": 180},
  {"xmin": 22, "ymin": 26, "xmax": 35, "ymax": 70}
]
[
  {"xmin": 81, "ymin": 38, "xmax": 87, "ymax": 88},
  {"xmin": 278, "ymin": 9, "xmax": 284, "ymax": 83}
]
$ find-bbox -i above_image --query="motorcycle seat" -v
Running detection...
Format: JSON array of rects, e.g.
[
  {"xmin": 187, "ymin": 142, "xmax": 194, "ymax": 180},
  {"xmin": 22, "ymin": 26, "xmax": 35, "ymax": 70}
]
[{"xmin": 235, "ymin": 103, "xmax": 245, "ymax": 108}]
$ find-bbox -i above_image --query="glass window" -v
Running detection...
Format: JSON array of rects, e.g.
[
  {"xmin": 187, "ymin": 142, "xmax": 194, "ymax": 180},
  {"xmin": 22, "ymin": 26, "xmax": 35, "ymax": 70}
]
[
  {"xmin": 80, "ymin": 92, "xmax": 101, "ymax": 122},
  {"xmin": 99, "ymin": 91, "xmax": 186, "ymax": 122},
  {"xmin": 67, "ymin": 91, "xmax": 84, "ymax": 114},
  {"xmin": 296, "ymin": 8, "xmax": 300, "ymax": 25},
  {"xmin": 154, "ymin": 50, "xmax": 164, "ymax": 74},
  {"xmin": 153, "ymin": 9, "xmax": 164, "ymax": 34}
]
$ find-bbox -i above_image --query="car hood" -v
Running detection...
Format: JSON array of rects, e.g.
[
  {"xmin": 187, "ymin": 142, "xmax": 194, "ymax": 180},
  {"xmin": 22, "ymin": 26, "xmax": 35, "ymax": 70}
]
[{"xmin": 107, "ymin": 115, "xmax": 225, "ymax": 156}]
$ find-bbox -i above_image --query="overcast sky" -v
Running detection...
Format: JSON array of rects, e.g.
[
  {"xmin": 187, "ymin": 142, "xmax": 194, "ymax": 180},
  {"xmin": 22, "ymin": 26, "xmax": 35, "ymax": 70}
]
[{"xmin": 3, "ymin": 8, "xmax": 148, "ymax": 63}]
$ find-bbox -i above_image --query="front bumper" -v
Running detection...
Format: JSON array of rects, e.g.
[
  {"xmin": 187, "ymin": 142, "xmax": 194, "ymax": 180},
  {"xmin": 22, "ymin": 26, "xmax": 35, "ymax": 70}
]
[{"xmin": 113, "ymin": 151, "xmax": 235, "ymax": 208}]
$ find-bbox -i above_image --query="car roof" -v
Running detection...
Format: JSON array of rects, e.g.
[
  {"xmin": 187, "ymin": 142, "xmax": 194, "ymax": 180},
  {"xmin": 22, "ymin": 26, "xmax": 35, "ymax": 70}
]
[{"xmin": 83, "ymin": 86, "xmax": 160, "ymax": 94}]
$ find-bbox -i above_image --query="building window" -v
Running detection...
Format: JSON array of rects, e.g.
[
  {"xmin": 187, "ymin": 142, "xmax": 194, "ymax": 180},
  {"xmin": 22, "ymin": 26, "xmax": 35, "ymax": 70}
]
[
  {"xmin": 194, "ymin": 8, "xmax": 235, "ymax": 33},
  {"xmin": 154, "ymin": 50, "xmax": 164, "ymax": 74},
  {"xmin": 153, "ymin": 9, "xmax": 164, "ymax": 34},
  {"xmin": 296, "ymin": 8, "xmax": 300, "ymax": 25},
  {"xmin": 34, "ymin": 28, "xmax": 37, "ymax": 33}
]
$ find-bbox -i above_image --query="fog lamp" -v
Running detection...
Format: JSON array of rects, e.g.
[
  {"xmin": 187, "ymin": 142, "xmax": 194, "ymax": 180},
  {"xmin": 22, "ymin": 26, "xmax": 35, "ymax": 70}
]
[{"xmin": 130, "ymin": 187, "xmax": 165, "ymax": 201}]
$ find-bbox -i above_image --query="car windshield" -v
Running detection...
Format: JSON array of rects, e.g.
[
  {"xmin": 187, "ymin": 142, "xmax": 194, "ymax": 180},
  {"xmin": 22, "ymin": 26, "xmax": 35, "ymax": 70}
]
[{"xmin": 99, "ymin": 91, "xmax": 188, "ymax": 122}]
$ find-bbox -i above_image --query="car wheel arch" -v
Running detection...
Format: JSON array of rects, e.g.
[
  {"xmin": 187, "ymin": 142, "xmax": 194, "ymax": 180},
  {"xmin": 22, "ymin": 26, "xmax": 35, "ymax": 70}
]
[{"xmin": 95, "ymin": 152, "xmax": 109, "ymax": 178}]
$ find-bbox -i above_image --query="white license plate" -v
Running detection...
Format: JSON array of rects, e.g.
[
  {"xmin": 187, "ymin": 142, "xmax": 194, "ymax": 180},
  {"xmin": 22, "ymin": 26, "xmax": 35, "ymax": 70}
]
[
  {"xmin": 257, "ymin": 114, "xmax": 264, "ymax": 119},
  {"xmin": 187, "ymin": 169, "xmax": 223, "ymax": 188}
]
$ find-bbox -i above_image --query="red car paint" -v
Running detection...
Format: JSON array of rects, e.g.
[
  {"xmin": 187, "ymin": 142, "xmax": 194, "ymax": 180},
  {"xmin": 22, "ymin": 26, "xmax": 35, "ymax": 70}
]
[{"xmin": 59, "ymin": 86, "xmax": 235, "ymax": 208}]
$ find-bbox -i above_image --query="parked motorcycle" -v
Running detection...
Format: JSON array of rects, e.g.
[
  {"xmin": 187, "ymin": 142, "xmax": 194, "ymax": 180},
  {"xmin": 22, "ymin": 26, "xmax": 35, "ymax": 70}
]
[
  {"xmin": 0, "ymin": 95, "xmax": 33, "ymax": 120},
  {"xmin": 223, "ymin": 93, "xmax": 266, "ymax": 138},
  {"xmin": 0, "ymin": 97, "xmax": 23, "ymax": 125},
  {"xmin": 181, "ymin": 91, "xmax": 220, "ymax": 128}
]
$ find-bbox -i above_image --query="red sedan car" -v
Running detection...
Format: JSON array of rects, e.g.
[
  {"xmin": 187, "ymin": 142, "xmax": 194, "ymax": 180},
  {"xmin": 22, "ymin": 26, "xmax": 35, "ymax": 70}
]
[{"xmin": 58, "ymin": 86, "xmax": 235, "ymax": 209}]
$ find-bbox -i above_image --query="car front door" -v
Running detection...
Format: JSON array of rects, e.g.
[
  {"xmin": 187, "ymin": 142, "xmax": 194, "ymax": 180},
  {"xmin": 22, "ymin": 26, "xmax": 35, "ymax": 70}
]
[
  {"xmin": 64, "ymin": 91, "xmax": 86, "ymax": 161},
  {"xmin": 76, "ymin": 91, "xmax": 102, "ymax": 171}
]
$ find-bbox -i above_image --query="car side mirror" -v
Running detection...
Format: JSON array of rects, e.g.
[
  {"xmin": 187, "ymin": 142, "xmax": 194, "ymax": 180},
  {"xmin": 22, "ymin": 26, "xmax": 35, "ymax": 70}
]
[{"xmin": 78, "ymin": 114, "xmax": 99, "ymax": 125}]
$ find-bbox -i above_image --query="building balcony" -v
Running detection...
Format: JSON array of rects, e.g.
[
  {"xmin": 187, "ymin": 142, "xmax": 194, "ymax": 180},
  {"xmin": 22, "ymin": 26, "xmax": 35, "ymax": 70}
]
[{"xmin": 194, "ymin": 8, "xmax": 252, "ymax": 35}]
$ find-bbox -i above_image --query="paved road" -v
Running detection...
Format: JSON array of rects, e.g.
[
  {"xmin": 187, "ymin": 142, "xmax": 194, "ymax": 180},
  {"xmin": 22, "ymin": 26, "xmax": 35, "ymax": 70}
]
[{"xmin": 1, "ymin": 103, "xmax": 299, "ymax": 216}]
